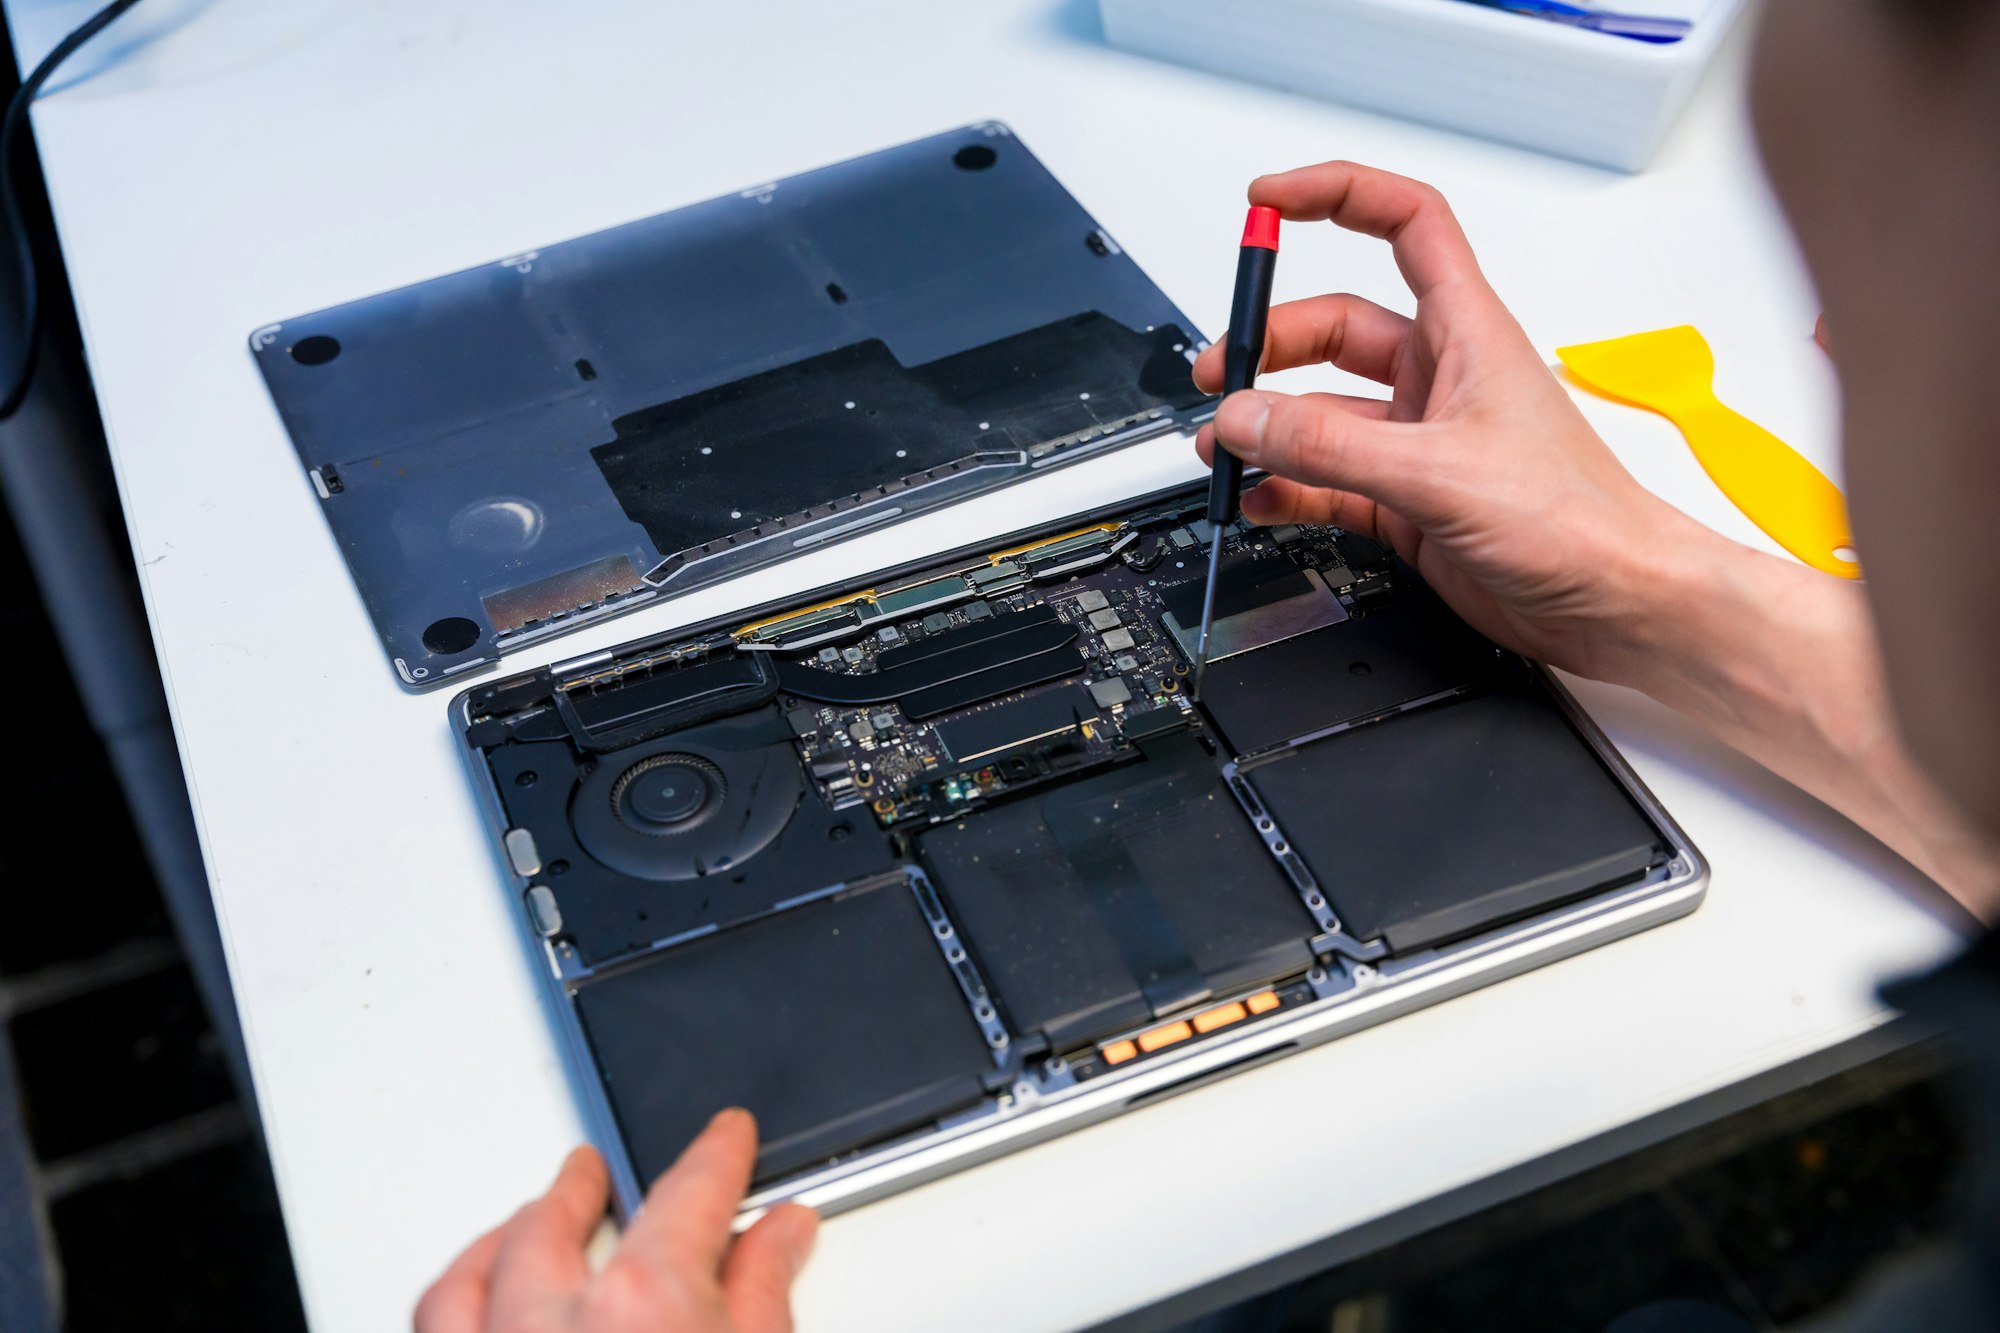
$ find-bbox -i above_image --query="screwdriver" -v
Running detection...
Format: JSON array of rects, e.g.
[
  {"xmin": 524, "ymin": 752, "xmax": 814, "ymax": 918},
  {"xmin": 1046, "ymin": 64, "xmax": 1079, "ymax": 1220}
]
[{"xmin": 1191, "ymin": 205, "xmax": 1280, "ymax": 699}]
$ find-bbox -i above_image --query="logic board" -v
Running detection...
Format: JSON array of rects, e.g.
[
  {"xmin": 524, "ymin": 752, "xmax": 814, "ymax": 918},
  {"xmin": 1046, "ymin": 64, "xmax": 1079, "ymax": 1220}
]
[
  {"xmin": 773, "ymin": 510, "xmax": 1363, "ymax": 826},
  {"xmin": 560, "ymin": 492, "xmax": 1396, "ymax": 837}
]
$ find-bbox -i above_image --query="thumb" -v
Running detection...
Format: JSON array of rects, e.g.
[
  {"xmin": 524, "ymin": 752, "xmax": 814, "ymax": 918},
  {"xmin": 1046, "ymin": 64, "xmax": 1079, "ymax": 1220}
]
[
  {"xmin": 721, "ymin": 1203, "xmax": 818, "ymax": 1333},
  {"xmin": 1213, "ymin": 389, "xmax": 1427, "ymax": 517}
]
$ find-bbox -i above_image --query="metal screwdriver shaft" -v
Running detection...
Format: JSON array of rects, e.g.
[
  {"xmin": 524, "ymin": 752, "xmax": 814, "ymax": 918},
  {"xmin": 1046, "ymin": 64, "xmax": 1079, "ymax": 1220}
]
[
  {"xmin": 1190, "ymin": 205, "xmax": 1280, "ymax": 698},
  {"xmin": 1192, "ymin": 531, "xmax": 1226, "ymax": 699}
]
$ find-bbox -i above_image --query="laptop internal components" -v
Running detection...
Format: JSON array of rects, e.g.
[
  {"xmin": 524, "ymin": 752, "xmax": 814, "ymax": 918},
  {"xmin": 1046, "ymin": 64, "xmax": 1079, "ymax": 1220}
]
[
  {"xmin": 458, "ymin": 480, "xmax": 1704, "ymax": 1214},
  {"xmin": 1190, "ymin": 564, "xmax": 1508, "ymax": 757},
  {"xmin": 477, "ymin": 704, "xmax": 899, "ymax": 965},
  {"xmin": 1158, "ymin": 552, "xmax": 1349, "ymax": 664}
]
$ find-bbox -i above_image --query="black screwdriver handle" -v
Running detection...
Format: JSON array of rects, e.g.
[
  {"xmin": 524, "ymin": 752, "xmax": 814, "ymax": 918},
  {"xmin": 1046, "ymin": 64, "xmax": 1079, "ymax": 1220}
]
[{"xmin": 1209, "ymin": 241, "xmax": 1277, "ymax": 527}]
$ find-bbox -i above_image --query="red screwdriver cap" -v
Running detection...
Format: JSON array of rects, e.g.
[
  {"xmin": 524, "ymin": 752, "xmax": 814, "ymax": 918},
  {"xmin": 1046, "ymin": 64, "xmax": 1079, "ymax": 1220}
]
[{"xmin": 1240, "ymin": 205, "xmax": 1281, "ymax": 251}]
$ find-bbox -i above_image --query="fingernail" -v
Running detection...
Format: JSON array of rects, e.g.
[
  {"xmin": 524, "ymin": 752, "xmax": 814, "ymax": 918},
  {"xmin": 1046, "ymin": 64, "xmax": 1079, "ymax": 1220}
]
[
  {"xmin": 790, "ymin": 1208, "xmax": 820, "ymax": 1272},
  {"xmin": 712, "ymin": 1106, "xmax": 754, "ymax": 1132},
  {"xmin": 1214, "ymin": 391, "xmax": 1271, "ymax": 461}
]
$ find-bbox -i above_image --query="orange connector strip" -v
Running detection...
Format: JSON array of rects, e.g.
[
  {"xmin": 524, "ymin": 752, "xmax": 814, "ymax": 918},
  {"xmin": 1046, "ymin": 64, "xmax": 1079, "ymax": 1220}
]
[{"xmin": 1192, "ymin": 1001, "xmax": 1248, "ymax": 1034}]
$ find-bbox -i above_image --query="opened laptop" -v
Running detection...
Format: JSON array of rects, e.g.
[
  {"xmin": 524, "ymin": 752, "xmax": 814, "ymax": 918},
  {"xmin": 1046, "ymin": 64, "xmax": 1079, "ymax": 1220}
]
[{"xmin": 254, "ymin": 124, "xmax": 1707, "ymax": 1218}]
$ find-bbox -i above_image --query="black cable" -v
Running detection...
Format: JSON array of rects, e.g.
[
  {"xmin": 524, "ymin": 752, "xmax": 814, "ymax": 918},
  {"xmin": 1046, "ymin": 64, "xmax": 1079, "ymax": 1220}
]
[{"xmin": 0, "ymin": 0, "xmax": 145, "ymax": 421}]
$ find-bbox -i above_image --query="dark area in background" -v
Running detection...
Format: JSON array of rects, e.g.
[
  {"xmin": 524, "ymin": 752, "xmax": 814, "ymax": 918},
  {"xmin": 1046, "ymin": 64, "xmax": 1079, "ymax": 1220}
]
[
  {"xmin": 0, "ymin": 499, "xmax": 309, "ymax": 1332},
  {"xmin": 0, "ymin": 13, "xmax": 307, "ymax": 1330},
  {"xmin": 1253, "ymin": 1059, "xmax": 1966, "ymax": 1332}
]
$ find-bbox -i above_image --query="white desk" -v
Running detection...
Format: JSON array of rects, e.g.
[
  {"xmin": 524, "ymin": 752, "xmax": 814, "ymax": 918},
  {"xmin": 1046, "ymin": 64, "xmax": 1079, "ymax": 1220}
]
[{"xmin": 8, "ymin": 2, "xmax": 1967, "ymax": 1329}]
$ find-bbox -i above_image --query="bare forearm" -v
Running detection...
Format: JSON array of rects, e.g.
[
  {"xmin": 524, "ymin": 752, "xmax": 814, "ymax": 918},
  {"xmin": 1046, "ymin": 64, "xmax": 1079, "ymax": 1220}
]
[{"xmin": 1606, "ymin": 531, "xmax": 2000, "ymax": 922}]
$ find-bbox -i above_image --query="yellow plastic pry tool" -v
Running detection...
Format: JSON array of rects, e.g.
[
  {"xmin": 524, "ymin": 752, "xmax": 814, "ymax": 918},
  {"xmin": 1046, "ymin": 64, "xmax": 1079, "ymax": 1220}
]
[{"xmin": 1557, "ymin": 326, "xmax": 1859, "ymax": 579}]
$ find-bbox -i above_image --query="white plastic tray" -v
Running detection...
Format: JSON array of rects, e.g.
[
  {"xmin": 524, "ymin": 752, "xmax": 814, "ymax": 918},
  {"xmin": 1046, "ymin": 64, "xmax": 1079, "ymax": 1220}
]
[{"xmin": 1099, "ymin": 0, "xmax": 1752, "ymax": 171}]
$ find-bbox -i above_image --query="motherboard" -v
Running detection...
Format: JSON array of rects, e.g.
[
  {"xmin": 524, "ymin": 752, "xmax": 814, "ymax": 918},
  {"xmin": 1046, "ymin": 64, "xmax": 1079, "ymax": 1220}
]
[
  {"xmin": 555, "ymin": 491, "xmax": 1397, "ymax": 841},
  {"xmin": 773, "ymin": 511, "xmax": 1373, "ymax": 826}
]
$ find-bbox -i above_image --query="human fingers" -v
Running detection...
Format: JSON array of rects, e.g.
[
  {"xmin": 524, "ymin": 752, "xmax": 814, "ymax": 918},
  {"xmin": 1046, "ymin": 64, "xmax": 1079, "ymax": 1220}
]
[
  {"xmin": 720, "ymin": 1204, "xmax": 820, "ymax": 1333},
  {"xmin": 1191, "ymin": 293, "xmax": 1412, "ymax": 392},
  {"xmin": 413, "ymin": 1223, "xmax": 506, "ymax": 1333},
  {"xmin": 484, "ymin": 1146, "xmax": 612, "ymax": 1316},
  {"xmin": 1235, "ymin": 476, "xmax": 1382, "ymax": 536},
  {"xmin": 619, "ymin": 1108, "xmax": 759, "ymax": 1277},
  {"xmin": 1248, "ymin": 162, "xmax": 1488, "ymax": 302},
  {"xmin": 1195, "ymin": 392, "xmax": 1390, "ymax": 465},
  {"xmin": 1211, "ymin": 389, "xmax": 1438, "ymax": 521}
]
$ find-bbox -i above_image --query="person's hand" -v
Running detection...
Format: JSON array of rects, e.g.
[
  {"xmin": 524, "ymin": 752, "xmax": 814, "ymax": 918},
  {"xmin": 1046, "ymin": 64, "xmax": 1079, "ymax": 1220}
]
[
  {"xmin": 1192, "ymin": 161, "xmax": 1723, "ymax": 684},
  {"xmin": 415, "ymin": 1110, "xmax": 818, "ymax": 1333},
  {"xmin": 1192, "ymin": 162, "xmax": 2000, "ymax": 915}
]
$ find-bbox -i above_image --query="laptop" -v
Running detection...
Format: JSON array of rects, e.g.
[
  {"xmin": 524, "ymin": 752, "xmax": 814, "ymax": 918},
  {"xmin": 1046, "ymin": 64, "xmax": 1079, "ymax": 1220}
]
[{"xmin": 254, "ymin": 124, "xmax": 1707, "ymax": 1218}]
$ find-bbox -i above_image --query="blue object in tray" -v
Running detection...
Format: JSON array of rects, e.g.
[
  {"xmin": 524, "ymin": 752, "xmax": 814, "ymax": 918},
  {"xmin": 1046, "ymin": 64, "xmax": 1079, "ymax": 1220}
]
[{"xmin": 1456, "ymin": 0, "xmax": 1694, "ymax": 43}]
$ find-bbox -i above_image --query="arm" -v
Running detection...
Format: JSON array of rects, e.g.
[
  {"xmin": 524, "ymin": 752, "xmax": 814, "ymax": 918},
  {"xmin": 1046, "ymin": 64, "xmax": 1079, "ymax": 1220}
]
[
  {"xmin": 1621, "ymin": 534, "xmax": 2000, "ymax": 918},
  {"xmin": 1194, "ymin": 162, "xmax": 2000, "ymax": 921}
]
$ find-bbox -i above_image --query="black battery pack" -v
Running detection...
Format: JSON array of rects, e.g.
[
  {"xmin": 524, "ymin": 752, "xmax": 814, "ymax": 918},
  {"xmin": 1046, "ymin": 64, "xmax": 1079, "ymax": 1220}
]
[
  {"xmin": 571, "ymin": 877, "xmax": 994, "ymax": 1186},
  {"xmin": 1241, "ymin": 682, "xmax": 1668, "ymax": 953},
  {"xmin": 917, "ymin": 732, "xmax": 1316, "ymax": 1051}
]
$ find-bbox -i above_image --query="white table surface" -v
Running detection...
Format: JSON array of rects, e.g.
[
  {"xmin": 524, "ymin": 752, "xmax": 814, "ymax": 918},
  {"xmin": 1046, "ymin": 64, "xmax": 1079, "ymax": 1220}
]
[{"xmin": 9, "ymin": 1, "xmax": 1970, "ymax": 1329}]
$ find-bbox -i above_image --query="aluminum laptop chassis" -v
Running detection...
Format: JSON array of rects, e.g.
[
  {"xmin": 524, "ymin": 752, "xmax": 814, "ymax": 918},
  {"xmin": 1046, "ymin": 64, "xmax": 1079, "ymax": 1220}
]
[
  {"xmin": 252, "ymin": 124, "xmax": 1211, "ymax": 690},
  {"xmin": 456, "ymin": 475, "xmax": 1707, "ymax": 1220}
]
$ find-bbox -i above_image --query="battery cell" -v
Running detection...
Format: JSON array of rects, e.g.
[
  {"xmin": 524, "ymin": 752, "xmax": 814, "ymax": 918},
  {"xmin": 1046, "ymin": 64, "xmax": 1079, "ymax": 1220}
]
[
  {"xmin": 573, "ymin": 878, "xmax": 993, "ymax": 1185},
  {"xmin": 918, "ymin": 732, "xmax": 1314, "ymax": 1050}
]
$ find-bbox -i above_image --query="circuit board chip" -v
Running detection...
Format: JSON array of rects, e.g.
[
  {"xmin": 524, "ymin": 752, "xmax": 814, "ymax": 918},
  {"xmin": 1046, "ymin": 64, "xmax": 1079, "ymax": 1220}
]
[
  {"xmin": 934, "ymin": 686, "xmax": 1094, "ymax": 766},
  {"xmin": 1089, "ymin": 677, "xmax": 1133, "ymax": 708}
]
